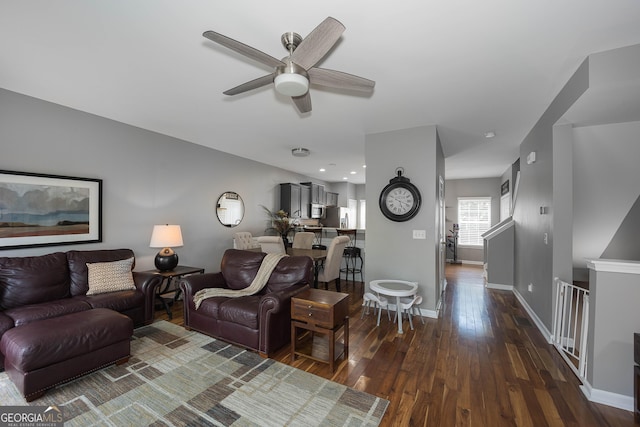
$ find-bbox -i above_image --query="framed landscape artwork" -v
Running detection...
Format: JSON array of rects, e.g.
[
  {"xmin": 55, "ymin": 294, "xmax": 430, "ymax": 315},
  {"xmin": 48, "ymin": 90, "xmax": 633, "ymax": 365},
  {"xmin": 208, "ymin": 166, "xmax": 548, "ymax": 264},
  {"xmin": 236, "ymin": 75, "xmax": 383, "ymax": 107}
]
[{"xmin": 0, "ymin": 170, "xmax": 102, "ymax": 250}]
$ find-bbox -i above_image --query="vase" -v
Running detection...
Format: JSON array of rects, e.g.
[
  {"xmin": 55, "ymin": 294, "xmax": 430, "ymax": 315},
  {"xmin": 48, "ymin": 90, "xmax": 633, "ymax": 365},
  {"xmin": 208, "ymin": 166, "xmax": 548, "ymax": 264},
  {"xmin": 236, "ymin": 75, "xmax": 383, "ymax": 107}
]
[{"xmin": 281, "ymin": 234, "xmax": 289, "ymax": 247}]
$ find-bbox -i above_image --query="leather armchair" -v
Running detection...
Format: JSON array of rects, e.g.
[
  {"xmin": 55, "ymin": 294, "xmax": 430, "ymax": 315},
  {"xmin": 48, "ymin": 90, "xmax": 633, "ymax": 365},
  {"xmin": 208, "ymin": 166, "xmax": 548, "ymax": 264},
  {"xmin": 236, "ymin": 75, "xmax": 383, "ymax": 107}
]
[{"xmin": 180, "ymin": 249, "xmax": 312, "ymax": 357}]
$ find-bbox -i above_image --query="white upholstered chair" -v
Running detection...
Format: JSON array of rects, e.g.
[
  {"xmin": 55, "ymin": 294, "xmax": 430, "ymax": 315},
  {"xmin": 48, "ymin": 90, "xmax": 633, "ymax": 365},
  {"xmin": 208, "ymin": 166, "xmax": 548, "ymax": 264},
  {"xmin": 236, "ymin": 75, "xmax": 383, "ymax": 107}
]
[
  {"xmin": 233, "ymin": 231, "xmax": 259, "ymax": 249},
  {"xmin": 256, "ymin": 236, "xmax": 286, "ymax": 254},
  {"xmin": 292, "ymin": 232, "xmax": 315, "ymax": 250},
  {"xmin": 361, "ymin": 292, "xmax": 391, "ymax": 326},
  {"xmin": 317, "ymin": 236, "xmax": 350, "ymax": 292},
  {"xmin": 393, "ymin": 295, "xmax": 424, "ymax": 330}
]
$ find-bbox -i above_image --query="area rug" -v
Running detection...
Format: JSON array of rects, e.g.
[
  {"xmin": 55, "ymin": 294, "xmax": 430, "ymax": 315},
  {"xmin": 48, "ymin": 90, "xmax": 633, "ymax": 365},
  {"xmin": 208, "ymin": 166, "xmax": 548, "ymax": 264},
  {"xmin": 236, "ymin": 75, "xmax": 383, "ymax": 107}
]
[{"xmin": 0, "ymin": 321, "xmax": 388, "ymax": 426}]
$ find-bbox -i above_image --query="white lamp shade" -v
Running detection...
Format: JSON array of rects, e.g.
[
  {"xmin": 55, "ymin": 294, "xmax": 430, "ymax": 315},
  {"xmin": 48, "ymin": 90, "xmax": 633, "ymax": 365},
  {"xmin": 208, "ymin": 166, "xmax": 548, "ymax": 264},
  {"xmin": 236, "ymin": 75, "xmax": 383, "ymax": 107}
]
[
  {"xmin": 149, "ymin": 224, "xmax": 184, "ymax": 248},
  {"xmin": 274, "ymin": 73, "xmax": 309, "ymax": 97}
]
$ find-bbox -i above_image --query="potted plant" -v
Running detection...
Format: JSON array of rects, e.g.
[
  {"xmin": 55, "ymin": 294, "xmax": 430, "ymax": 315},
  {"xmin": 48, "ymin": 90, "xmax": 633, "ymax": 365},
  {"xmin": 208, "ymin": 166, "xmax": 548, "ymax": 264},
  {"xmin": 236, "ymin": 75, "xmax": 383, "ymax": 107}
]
[{"xmin": 260, "ymin": 205, "xmax": 298, "ymax": 245}]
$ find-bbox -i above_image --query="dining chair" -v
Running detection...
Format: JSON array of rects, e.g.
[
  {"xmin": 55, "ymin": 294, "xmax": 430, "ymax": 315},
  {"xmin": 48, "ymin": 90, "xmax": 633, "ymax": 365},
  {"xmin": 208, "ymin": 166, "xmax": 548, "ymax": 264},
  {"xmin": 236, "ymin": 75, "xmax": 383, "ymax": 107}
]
[
  {"xmin": 256, "ymin": 236, "xmax": 286, "ymax": 254},
  {"xmin": 233, "ymin": 231, "xmax": 259, "ymax": 250},
  {"xmin": 317, "ymin": 236, "xmax": 350, "ymax": 292},
  {"xmin": 361, "ymin": 292, "xmax": 391, "ymax": 326},
  {"xmin": 292, "ymin": 232, "xmax": 315, "ymax": 250},
  {"xmin": 393, "ymin": 295, "xmax": 424, "ymax": 330}
]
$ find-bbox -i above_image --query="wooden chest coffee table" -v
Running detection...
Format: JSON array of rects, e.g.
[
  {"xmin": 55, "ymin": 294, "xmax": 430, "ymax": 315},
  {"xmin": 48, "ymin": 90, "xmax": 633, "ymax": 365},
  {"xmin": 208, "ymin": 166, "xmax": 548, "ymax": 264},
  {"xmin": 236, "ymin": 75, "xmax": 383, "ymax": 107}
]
[{"xmin": 291, "ymin": 288, "xmax": 349, "ymax": 372}]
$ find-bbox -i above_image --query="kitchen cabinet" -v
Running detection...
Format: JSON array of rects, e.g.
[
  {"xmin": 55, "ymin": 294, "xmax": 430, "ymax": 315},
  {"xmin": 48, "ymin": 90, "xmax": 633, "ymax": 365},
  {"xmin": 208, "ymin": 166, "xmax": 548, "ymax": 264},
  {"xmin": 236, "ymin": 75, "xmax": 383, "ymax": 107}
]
[
  {"xmin": 301, "ymin": 182, "xmax": 325, "ymax": 205},
  {"xmin": 325, "ymin": 192, "xmax": 338, "ymax": 207},
  {"xmin": 280, "ymin": 183, "xmax": 302, "ymax": 218},
  {"xmin": 300, "ymin": 184, "xmax": 310, "ymax": 218}
]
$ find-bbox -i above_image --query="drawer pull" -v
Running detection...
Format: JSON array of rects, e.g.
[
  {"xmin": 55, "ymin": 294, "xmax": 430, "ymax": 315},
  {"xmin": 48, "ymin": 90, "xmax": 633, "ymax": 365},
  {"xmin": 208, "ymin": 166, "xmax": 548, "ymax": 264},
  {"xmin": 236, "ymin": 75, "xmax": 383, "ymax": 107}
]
[
  {"xmin": 308, "ymin": 313, "xmax": 313, "ymax": 317},
  {"xmin": 307, "ymin": 305, "xmax": 313, "ymax": 309}
]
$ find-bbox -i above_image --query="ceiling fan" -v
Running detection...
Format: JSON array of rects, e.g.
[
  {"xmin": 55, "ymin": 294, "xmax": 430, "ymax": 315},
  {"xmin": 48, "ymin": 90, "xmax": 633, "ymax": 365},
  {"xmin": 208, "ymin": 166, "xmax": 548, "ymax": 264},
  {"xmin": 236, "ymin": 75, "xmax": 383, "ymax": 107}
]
[{"xmin": 202, "ymin": 17, "xmax": 375, "ymax": 113}]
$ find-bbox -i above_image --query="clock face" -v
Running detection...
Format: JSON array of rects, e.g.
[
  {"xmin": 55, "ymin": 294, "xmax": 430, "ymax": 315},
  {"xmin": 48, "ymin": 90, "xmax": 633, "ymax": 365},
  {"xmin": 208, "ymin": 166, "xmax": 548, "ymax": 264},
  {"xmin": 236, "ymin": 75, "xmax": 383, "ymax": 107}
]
[
  {"xmin": 385, "ymin": 187, "xmax": 415, "ymax": 215},
  {"xmin": 379, "ymin": 181, "xmax": 421, "ymax": 222}
]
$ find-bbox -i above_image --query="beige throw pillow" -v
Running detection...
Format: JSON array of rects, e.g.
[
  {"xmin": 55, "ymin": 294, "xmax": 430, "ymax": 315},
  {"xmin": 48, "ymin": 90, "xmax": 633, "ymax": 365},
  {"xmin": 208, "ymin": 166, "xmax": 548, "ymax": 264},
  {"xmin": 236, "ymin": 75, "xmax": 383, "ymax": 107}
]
[{"xmin": 86, "ymin": 257, "xmax": 136, "ymax": 295}]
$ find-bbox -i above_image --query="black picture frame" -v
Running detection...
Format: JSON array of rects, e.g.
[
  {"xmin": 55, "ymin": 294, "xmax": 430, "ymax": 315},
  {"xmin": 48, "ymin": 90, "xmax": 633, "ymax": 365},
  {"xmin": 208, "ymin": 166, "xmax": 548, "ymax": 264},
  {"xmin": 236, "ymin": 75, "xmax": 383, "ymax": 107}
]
[{"xmin": 0, "ymin": 170, "xmax": 102, "ymax": 250}]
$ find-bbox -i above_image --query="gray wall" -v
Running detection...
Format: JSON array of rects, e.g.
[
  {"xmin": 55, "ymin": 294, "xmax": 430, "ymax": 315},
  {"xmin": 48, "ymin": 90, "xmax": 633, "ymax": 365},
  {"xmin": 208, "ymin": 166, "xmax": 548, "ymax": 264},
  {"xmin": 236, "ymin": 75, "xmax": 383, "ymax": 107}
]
[
  {"xmin": 512, "ymin": 44, "xmax": 640, "ymax": 404},
  {"xmin": 332, "ymin": 182, "xmax": 358, "ymax": 207},
  {"xmin": 365, "ymin": 125, "xmax": 443, "ymax": 312},
  {"xmin": 573, "ymin": 121, "xmax": 640, "ymax": 280},
  {"xmin": 0, "ymin": 88, "xmax": 326, "ymax": 272},
  {"xmin": 587, "ymin": 265, "xmax": 640, "ymax": 399},
  {"xmin": 552, "ymin": 124, "xmax": 574, "ymax": 286},
  {"xmin": 444, "ymin": 178, "xmax": 501, "ymax": 263},
  {"xmin": 513, "ymin": 58, "xmax": 589, "ymax": 331}
]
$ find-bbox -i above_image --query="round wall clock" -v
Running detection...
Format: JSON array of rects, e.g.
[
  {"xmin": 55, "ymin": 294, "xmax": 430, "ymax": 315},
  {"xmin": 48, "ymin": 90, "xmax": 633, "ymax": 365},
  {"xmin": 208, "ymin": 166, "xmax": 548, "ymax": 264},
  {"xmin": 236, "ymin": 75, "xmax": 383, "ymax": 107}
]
[{"xmin": 379, "ymin": 169, "xmax": 422, "ymax": 222}]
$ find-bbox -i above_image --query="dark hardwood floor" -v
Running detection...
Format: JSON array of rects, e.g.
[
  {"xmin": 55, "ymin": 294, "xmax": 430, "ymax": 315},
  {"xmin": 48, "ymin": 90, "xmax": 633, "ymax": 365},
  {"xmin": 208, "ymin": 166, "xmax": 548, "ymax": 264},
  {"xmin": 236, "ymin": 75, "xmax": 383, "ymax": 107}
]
[{"xmin": 156, "ymin": 264, "xmax": 635, "ymax": 426}]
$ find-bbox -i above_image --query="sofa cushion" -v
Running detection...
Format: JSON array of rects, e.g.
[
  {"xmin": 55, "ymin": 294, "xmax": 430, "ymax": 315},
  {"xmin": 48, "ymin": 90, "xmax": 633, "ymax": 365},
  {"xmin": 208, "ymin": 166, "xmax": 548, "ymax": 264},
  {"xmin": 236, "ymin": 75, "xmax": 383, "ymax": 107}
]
[
  {"xmin": 266, "ymin": 256, "xmax": 314, "ymax": 293},
  {"xmin": 194, "ymin": 296, "xmax": 225, "ymax": 318},
  {"xmin": 67, "ymin": 249, "xmax": 135, "ymax": 296},
  {"xmin": 86, "ymin": 257, "xmax": 135, "ymax": 295},
  {"xmin": 4, "ymin": 298, "xmax": 91, "ymax": 327},
  {"xmin": 0, "ymin": 252, "xmax": 69, "ymax": 310},
  {"xmin": 218, "ymin": 296, "xmax": 261, "ymax": 329},
  {"xmin": 221, "ymin": 249, "xmax": 266, "ymax": 290},
  {"xmin": 0, "ymin": 312, "xmax": 14, "ymax": 337},
  {"xmin": 75, "ymin": 289, "xmax": 144, "ymax": 312},
  {"xmin": 0, "ymin": 308, "xmax": 133, "ymax": 373}
]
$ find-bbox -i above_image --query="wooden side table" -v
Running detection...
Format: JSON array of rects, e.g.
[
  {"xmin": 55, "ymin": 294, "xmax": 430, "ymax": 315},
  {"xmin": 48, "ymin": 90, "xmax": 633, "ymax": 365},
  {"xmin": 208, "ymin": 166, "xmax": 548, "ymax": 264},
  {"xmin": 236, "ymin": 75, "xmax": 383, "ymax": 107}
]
[
  {"xmin": 144, "ymin": 265, "xmax": 205, "ymax": 319},
  {"xmin": 291, "ymin": 288, "xmax": 349, "ymax": 372}
]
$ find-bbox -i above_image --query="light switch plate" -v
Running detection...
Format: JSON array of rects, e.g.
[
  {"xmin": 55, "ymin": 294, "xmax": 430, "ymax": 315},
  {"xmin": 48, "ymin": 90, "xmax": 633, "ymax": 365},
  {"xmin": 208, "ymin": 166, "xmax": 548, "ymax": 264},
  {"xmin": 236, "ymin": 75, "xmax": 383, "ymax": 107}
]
[{"xmin": 413, "ymin": 230, "xmax": 426, "ymax": 239}]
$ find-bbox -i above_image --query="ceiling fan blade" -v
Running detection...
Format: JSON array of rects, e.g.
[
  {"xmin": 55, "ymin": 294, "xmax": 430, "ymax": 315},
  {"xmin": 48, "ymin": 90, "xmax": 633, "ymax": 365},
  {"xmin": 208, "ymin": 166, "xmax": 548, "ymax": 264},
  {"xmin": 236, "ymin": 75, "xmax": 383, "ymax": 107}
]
[
  {"xmin": 292, "ymin": 92, "xmax": 312, "ymax": 113},
  {"xmin": 223, "ymin": 73, "xmax": 275, "ymax": 96},
  {"xmin": 203, "ymin": 30, "xmax": 284, "ymax": 69},
  {"xmin": 308, "ymin": 68, "xmax": 375, "ymax": 93},
  {"xmin": 290, "ymin": 17, "xmax": 345, "ymax": 70}
]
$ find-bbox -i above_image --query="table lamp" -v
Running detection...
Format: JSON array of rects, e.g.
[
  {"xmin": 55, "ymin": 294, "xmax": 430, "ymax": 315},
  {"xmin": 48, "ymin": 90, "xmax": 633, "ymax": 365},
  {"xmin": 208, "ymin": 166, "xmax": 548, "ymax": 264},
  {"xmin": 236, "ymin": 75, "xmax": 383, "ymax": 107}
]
[{"xmin": 149, "ymin": 224, "xmax": 183, "ymax": 271}]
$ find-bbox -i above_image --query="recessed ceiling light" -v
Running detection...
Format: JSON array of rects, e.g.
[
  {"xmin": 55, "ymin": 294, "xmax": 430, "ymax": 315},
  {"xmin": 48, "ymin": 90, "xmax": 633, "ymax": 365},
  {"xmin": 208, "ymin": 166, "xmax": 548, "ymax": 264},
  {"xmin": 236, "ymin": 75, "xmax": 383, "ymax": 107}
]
[
  {"xmin": 484, "ymin": 131, "xmax": 496, "ymax": 139},
  {"xmin": 350, "ymin": 171, "xmax": 356, "ymax": 175},
  {"xmin": 342, "ymin": 177, "xmax": 348, "ymax": 180},
  {"xmin": 319, "ymin": 168, "xmax": 326, "ymax": 172},
  {"xmin": 362, "ymin": 165, "xmax": 366, "ymax": 168}
]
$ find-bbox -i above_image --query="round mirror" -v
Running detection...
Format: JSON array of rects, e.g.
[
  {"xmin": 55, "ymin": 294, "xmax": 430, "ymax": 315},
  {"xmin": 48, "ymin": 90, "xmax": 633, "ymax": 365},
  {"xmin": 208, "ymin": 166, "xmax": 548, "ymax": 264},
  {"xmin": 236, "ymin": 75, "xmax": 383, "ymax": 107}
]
[{"xmin": 216, "ymin": 192, "xmax": 244, "ymax": 227}]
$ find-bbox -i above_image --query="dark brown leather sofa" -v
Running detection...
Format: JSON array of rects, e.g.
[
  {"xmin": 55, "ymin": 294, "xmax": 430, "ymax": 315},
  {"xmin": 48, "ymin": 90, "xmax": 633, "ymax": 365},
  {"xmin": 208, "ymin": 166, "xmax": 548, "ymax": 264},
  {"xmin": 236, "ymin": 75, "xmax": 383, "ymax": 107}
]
[
  {"xmin": 180, "ymin": 249, "xmax": 312, "ymax": 357},
  {"xmin": 0, "ymin": 249, "xmax": 162, "ymax": 370}
]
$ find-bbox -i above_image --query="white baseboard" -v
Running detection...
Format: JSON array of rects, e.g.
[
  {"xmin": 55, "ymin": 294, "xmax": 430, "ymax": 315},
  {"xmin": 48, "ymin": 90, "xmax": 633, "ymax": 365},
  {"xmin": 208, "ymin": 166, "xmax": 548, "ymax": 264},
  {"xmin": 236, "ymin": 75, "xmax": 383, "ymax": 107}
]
[
  {"xmin": 512, "ymin": 287, "xmax": 553, "ymax": 342},
  {"xmin": 581, "ymin": 380, "xmax": 634, "ymax": 411},
  {"xmin": 483, "ymin": 280, "xmax": 634, "ymax": 412},
  {"xmin": 388, "ymin": 305, "xmax": 438, "ymax": 319},
  {"xmin": 419, "ymin": 307, "xmax": 438, "ymax": 319},
  {"xmin": 486, "ymin": 282, "xmax": 513, "ymax": 291},
  {"xmin": 446, "ymin": 260, "xmax": 483, "ymax": 265}
]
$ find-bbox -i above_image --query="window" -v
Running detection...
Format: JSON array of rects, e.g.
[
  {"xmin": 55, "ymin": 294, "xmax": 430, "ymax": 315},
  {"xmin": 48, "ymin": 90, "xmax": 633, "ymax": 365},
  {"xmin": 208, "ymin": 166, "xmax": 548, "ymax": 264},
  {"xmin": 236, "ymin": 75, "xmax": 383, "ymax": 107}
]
[{"xmin": 457, "ymin": 197, "xmax": 491, "ymax": 246}]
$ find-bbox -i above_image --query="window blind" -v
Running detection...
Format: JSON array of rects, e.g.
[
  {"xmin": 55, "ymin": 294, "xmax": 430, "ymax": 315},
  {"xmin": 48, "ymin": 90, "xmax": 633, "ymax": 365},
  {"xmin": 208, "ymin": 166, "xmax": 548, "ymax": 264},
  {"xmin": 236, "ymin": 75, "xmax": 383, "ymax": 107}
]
[{"xmin": 457, "ymin": 197, "xmax": 491, "ymax": 246}]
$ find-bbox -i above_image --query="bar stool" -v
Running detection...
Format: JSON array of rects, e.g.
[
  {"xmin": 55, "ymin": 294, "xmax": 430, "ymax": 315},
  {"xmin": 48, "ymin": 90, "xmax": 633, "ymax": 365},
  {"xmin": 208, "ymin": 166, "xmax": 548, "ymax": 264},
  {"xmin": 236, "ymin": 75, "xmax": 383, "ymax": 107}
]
[
  {"xmin": 336, "ymin": 229, "xmax": 363, "ymax": 283},
  {"xmin": 304, "ymin": 226, "xmax": 326, "ymax": 250}
]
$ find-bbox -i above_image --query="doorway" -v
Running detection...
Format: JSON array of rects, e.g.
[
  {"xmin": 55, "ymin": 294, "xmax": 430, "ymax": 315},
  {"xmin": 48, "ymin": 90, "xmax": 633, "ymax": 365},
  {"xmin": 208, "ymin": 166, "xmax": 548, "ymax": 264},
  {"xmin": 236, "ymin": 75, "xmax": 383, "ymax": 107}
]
[{"xmin": 437, "ymin": 175, "xmax": 446, "ymax": 309}]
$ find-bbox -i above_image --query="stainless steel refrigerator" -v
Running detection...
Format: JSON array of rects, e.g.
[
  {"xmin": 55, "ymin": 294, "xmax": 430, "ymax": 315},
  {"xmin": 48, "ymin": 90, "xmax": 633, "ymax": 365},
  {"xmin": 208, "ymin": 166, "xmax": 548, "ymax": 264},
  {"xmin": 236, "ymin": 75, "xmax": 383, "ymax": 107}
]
[{"xmin": 323, "ymin": 206, "xmax": 350, "ymax": 228}]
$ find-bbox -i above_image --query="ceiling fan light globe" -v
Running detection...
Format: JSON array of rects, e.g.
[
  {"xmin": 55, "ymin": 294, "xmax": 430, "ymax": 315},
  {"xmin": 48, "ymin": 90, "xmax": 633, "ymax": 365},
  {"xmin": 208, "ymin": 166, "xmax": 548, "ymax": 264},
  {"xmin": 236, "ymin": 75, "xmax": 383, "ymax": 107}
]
[{"xmin": 274, "ymin": 73, "xmax": 309, "ymax": 97}]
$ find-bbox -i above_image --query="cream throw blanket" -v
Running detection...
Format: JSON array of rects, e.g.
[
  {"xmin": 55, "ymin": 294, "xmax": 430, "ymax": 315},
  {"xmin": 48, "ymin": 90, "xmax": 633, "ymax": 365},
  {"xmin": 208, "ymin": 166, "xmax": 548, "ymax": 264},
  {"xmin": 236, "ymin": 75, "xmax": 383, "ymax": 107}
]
[{"xmin": 193, "ymin": 253, "xmax": 288, "ymax": 309}]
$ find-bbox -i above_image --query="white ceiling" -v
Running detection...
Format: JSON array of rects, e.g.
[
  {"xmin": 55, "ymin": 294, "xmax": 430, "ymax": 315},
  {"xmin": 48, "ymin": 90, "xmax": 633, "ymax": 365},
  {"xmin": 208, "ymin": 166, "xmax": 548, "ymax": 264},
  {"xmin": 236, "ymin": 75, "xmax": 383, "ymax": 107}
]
[{"xmin": 2, "ymin": 1, "xmax": 640, "ymax": 184}]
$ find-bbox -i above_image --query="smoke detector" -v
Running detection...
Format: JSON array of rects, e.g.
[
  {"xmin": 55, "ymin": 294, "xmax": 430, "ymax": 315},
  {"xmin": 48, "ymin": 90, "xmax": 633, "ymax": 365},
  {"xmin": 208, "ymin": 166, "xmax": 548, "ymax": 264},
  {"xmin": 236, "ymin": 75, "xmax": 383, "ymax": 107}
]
[{"xmin": 291, "ymin": 148, "xmax": 310, "ymax": 157}]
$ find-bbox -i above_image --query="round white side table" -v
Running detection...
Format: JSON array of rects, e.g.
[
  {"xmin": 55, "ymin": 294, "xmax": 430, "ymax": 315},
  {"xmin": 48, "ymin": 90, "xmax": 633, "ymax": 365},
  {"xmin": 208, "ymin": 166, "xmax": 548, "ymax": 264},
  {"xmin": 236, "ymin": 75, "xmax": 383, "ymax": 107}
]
[{"xmin": 369, "ymin": 279, "xmax": 418, "ymax": 333}]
